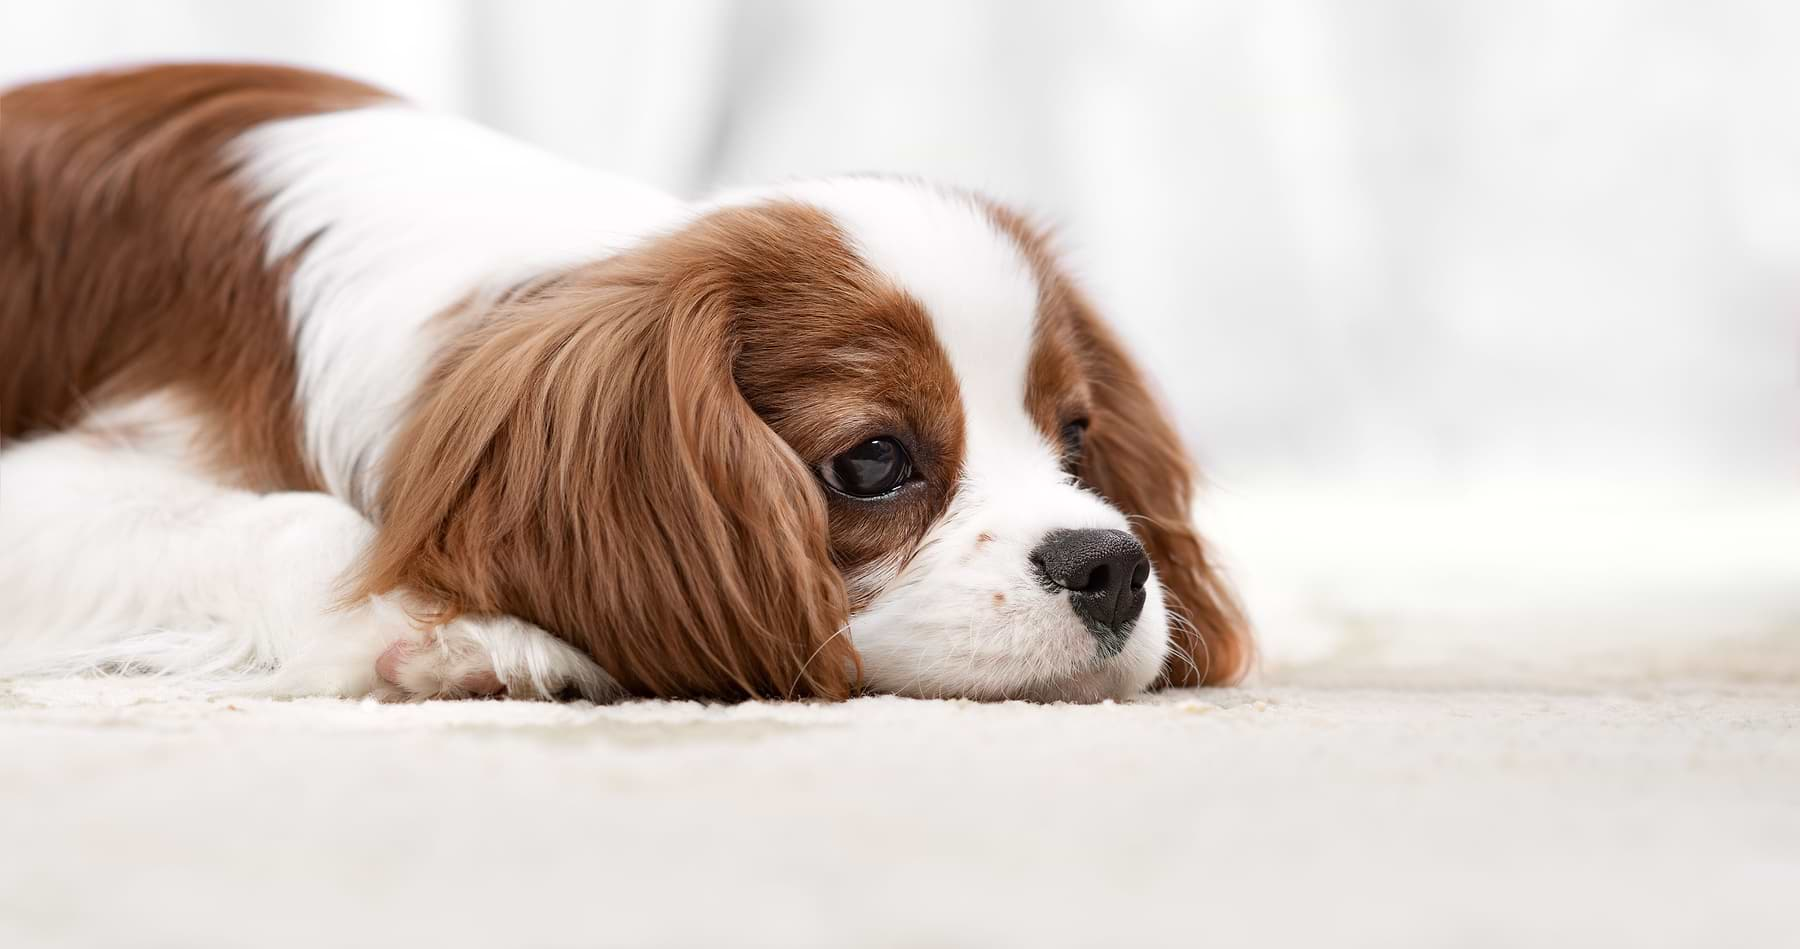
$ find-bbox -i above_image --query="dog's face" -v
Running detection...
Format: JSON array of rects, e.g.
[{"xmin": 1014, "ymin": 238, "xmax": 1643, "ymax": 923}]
[
  {"xmin": 361, "ymin": 179, "xmax": 1246, "ymax": 701},
  {"xmin": 732, "ymin": 182, "xmax": 1176, "ymax": 701}
]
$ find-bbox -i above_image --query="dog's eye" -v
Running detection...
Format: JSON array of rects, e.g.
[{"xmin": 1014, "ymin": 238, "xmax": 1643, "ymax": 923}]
[
  {"xmin": 1060, "ymin": 419, "xmax": 1089, "ymax": 470},
  {"xmin": 822, "ymin": 437, "xmax": 913, "ymax": 498}
]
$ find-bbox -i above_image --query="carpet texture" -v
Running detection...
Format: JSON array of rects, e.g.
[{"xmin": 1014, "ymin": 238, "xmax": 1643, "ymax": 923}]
[{"xmin": 3, "ymin": 672, "xmax": 1795, "ymax": 948}]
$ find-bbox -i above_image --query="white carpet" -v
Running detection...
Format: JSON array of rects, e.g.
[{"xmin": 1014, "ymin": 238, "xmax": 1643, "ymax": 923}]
[{"xmin": 3, "ymin": 671, "xmax": 1796, "ymax": 949}]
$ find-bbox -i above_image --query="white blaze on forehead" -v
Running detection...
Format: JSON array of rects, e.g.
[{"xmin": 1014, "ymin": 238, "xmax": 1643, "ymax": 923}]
[{"xmin": 758, "ymin": 179, "xmax": 1054, "ymax": 476}]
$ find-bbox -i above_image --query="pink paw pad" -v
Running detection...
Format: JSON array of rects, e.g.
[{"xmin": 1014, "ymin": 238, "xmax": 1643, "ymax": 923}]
[{"xmin": 376, "ymin": 640, "xmax": 505, "ymax": 697}]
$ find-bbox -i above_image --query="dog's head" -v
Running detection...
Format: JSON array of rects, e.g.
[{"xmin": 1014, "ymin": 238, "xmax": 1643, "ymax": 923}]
[{"xmin": 359, "ymin": 179, "xmax": 1247, "ymax": 700}]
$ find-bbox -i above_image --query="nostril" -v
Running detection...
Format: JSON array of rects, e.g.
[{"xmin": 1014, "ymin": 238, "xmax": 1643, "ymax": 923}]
[
  {"xmin": 1028, "ymin": 528, "xmax": 1152, "ymax": 650},
  {"xmin": 1031, "ymin": 530, "xmax": 1146, "ymax": 583}
]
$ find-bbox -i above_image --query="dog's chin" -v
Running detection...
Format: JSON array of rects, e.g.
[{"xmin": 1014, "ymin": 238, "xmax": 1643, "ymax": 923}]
[
  {"xmin": 1024, "ymin": 635, "xmax": 1171, "ymax": 703},
  {"xmin": 866, "ymin": 622, "xmax": 1170, "ymax": 704}
]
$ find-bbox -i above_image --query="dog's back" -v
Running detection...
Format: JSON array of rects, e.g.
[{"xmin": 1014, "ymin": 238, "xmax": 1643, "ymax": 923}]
[{"xmin": 0, "ymin": 64, "xmax": 383, "ymax": 485}]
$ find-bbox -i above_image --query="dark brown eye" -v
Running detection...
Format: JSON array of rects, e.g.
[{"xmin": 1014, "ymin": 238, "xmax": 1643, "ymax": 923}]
[
  {"xmin": 822, "ymin": 437, "xmax": 913, "ymax": 498},
  {"xmin": 1060, "ymin": 419, "xmax": 1089, "ymax": 471}
]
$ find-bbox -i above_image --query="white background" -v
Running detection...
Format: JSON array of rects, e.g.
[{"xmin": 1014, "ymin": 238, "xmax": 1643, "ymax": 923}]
[{"xmin": 4, "ymin": 0, "xmax": 1794, "ymax": 671}]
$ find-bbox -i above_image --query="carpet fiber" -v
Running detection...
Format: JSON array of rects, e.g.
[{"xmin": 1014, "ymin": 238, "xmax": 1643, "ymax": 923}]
[{"xmin": 3, "ymin": 671, "xmax": 1795, "ymax": 948}]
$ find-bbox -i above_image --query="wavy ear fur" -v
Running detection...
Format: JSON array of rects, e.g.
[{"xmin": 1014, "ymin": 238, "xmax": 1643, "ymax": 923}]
[
  {"xmin": 353, "ymin": 210, "xmax": 860, "ymax": 699},
  {"xmin": 1073, "ymin": 311, "xmax": 1251, "ymax": 686}
]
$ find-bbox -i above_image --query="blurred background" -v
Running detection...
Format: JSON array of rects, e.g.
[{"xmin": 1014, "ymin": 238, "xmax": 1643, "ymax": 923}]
[{"xmin": 4, "ymin": 0, "xmax": 1794, "ymax": 677}]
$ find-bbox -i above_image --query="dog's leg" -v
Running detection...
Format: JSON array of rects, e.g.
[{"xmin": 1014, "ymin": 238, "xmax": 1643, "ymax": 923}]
[{"xmin": 0, "ymin": 424, "xmax": 619, "ymax": 702}]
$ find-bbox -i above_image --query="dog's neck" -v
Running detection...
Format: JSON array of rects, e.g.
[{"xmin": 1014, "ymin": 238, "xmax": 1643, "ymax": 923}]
[{"xmin": 233, "ymin": 103, "xmax": 690, "ymax": 507}]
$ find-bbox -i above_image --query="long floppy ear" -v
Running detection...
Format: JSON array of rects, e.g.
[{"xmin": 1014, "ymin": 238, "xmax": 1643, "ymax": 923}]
[
  {"xmin": 352, "ymin": 225, "xmax": 860, "ymax": 699},
  {"xmin": 1072, "ymin": 309, "xmax": 1252, "ymax": 687}
]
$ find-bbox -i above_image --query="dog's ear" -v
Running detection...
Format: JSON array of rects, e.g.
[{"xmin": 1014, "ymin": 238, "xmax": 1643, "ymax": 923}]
[
  {"xmin": 1070, "ymin": 308, "xmax": 1251, "ymax": 688},
  {"xmin": 353, "ymin": 222, "xmax": 861, "ymax": 699}
]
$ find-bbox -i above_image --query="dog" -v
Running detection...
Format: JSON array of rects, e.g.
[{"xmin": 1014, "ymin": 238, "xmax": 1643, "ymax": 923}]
[{"xmin": 0, "ymin": 64, "xmax": 1247, "ymax": 702}]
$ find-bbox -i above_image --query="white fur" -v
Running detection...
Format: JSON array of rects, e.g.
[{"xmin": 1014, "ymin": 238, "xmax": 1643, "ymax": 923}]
[
  {"xmin": 0, "ymin": 395, "xmax": 620, "ymax": 702},
  {"xmin": 233, "ymin": 105, "xmax": 689, "ymax": 506}
]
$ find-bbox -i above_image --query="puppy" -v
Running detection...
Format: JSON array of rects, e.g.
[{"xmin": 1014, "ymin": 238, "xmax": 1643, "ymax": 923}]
[{"xmin": 0, "ymin": 64, "xmax": 1247, "ymax": 702}]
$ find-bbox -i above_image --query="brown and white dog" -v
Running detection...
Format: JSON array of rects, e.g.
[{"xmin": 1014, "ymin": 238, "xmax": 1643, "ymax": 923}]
[{"xmin": 0, "ymin": 64, "xmax": 1247, "ymax": 702}]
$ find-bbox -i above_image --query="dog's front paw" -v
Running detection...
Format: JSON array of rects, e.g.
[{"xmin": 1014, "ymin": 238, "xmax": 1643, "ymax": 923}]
[{"xmin": 374, "ymin": 613, "xmax": 623, "ymax": 703}]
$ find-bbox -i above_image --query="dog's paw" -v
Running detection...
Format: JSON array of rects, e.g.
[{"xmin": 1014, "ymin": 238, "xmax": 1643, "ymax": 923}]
[{"xmin": 373, "ymin": 613, "xmax": 623, "ymax": 703}]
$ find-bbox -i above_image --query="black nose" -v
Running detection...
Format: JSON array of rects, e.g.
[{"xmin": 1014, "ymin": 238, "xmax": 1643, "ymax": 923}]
[{"xmin": 1029, "ymin": 528, "xmax": 1150, "ymax": 656}]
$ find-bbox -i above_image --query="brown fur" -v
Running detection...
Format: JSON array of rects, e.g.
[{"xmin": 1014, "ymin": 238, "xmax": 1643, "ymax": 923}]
[
  {"xmin": 351, "ymin": 203, "xmax": 941, "ymax": 699},
  {"xmin": 995, "ymin": 204, "xmax": 1253, "ymax": 686},
  {"xmin": 728, "ymin": 210, "xmax": 966, "ymax": 603},
  {"xmin": 0, "ymin": 64, "xmax": 386, "ymax": 486}
]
